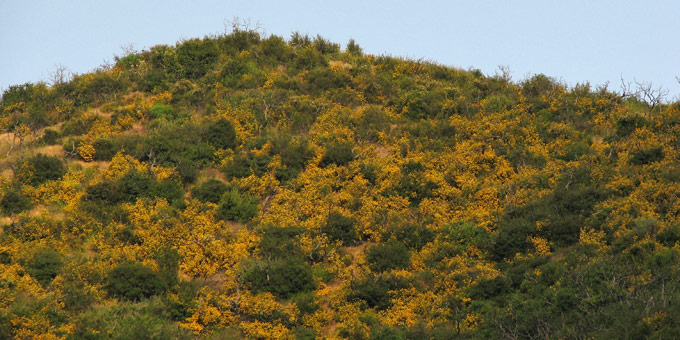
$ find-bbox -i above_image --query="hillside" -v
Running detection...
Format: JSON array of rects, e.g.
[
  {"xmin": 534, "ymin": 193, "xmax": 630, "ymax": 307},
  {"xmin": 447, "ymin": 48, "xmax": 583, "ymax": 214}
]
[{"xmin": 2, "ymin": 28, "xmax": 680, "ymax": 339}]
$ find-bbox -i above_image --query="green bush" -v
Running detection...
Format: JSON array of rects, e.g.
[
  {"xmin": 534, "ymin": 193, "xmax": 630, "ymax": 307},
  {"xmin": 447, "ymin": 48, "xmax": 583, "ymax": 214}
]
[
  {"xmin": 21, "ymin": 154, "xmax": 66, "ymax": 185},
  {"xmin": 191, "ymin": 179, "xmax": 229, "ymax": 204},
  {"xmin": 152, "ymin": 179, "xmax": 184, "ymax": 204},
  {"xmin": 630, "ymin": 147, "xmax": 664, "ymax": 165},
  {"xmin": 293, "ymin": 292, "xmax": 319, "ymax": 315},
  {"xmin": 84, "ymin": 180, "xmax": 126, "ymax": 204},
  {"xmin": 244, "ymin": 258, "xmax": 316, "ymax": 299},
  {"xmin": 348, "ymin": 275, "xmax": 407, "ymax": 310},
  {"xmin": 216, "ymin": 188, "xmax": 259, "ymax": 223},
  {"xmin": 303, "ymin": 66, "xmax": 350, "ymax": 93},
  {"xmin": 271, "ymin": 135, "xmax": 314, "ymax": 181},
  {"xmin": 257, "ymin": 226, "xmax": 304, "ymax": 259},
  {"xmin": 176, "ymin": 38, "xmax": 220, "ymax": 79},
  {"xmin": 346, "ymin": 39, "xmax": 363, "ymax": 55},
  {"xmin": 155, "ymin": 247, "xmax": 180, "ymax": 289},
  {"xmin": 148, "ymin": 104, "xmax": 177, "ymax": 120},
  {"xmin": 59, "ymin": 276, "xmax": 96, "ymax": 312},
  {"xmin": 366, "ymin": 240, "xmax": 411, "ymax": 272},
  {"xmin": 120, "ymin": 170, "xmax": 154, "ymax": 202},
  {"xmin": 320, "ymin": 141, "xmax": 354, "ymax": 167},
  {"xmin": 105, "ymin": 263, "xmax": 165, "ymax": 301},
  {"xmin": 1, "ymin": 190, "xmax": 32, "ymax": 215},
  {"xmin": 92, "ymin": 138, "xmax": 118, "ymax": 161},
  {"xmin": 469, "ymin": 275, "xmax": 511, "ymax": 300},
  {"xmin": 40, "ymin": 129, "xmax": 61, "ymax": 145},
  {"xmin": 202, "ymin": 118, "xmax": 238, "ymax": 150},
  {"xmin": 384, "ymin": 224, "xmax": 435, "ymax": 251},
  {"xmin": 616, "ymin": 115, "xmax": 647, "ymax": 138},
  {"xmin": 26, "ymin": 249, "xmax": 64, "ymax": 286},
  {"xmin": 357, "ymin": 106, "xmax": 389, "ymax": 142},
  {"xmin": 61, "ymin": 115, "xmax": 96, "ymax": 136},
  {"xmin": 321, "ymin": 212, "xmax": 358, "ymax": 245}
]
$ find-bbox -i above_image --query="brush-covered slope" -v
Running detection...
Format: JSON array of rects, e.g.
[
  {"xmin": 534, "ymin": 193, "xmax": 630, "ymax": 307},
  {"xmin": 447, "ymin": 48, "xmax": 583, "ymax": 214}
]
[{"xmin": 2, "ymin": 28, "xmax": 680, "ymax": 339}]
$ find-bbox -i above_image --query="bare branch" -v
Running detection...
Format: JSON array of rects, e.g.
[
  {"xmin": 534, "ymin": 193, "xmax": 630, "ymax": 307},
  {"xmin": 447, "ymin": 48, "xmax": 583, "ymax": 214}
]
[
  {"xmin": 495, "ymin": 65, "xmax": 512, "ymax": 82},
  {"xmin": 49, "ymin": 64, "xmax": 72, "ymax": 86},
  {"xmin": 634, "ymin": 79, "xmax": 668, "ymax": 109},
  {"xmin": 619, "ymin": 74, "xmax": 636, "ymax": 99}
]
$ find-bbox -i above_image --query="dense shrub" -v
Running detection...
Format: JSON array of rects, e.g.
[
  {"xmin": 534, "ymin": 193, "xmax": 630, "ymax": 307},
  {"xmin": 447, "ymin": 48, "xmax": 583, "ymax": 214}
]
[
  {"xmin": 321, "ymin": 212, "xmax": 358, "ymax": 245},
  {"xmin": 616, "ymin": 115, "xmax": 647, "ymax": 137},
  {"xmin": 366, "ymin": 240, "xmax": 411, "ymax": 272},
  {"xmin": 84, "ymin": 180, "xmax": 126, "ymax": 204},
  {"xmin": 133, "ymin": 126, "xmax": 215, "ymax": 183},
  {"xmin": 202, "ymin": 118, "xmax": 238, "ymax": 150},
  {"xmin": 148, "ymin": 103, "xmax": 176, "ymax": 120},
  {"xmin": 244, "ymin": 259, "xmax": 316, "ymax": 299},
  {"xmin": 40, "ymin": 129, "xmax": 61, "ymax": 145},
  {"xmin": 20, "ymin": 154, "xmax": 66, "ymax": 185},
  {"xmin": 629, "ymin": 147, "xmax": 664, "ymax": 165},
  {"xmin": 26, "ymin": 249, "xmax": 64, "ymax": 286},
  {"xmin": 191, "ymin": 179, "xmax": 229, "ymax": 204},
  {"xmin": 293, "ymin": 292, "xmax": 320, "ymax": 315},
  {"xmin": 272, "ymin": 136, "xmax": 314, "ymax": 181},
  {"xmin": 348, "ymin": 275, "xmax": 407, "ymax": 310},
  {"xmin": 303, "ymin": 66, "xmax": 350, "ymax": 93},
  {"xmin": 176, "ymin": 38, "xmax": 220, "ymax": 79},
  {"xmin": 357, "ymin": 106, "xmax": 390, "ymax": 142},
  {"xmin": 1, "ymin": 190, "xmax": 32, "ymax": 215},
  {"xmin": 92, "ymin": 138, "xmax": 117, "ymax": 161},
  {"xmin": 223, "ymin": 152, "xmax": 271, "ymax": 179},
  {"xmin": 120, "ymin": 170, "xmax": 154, "ymax": 202},
  {"xmin": 320, "ymin": 141, "xmax": 354, "ymax": 167},
  {"xmin": 155, "ymin": 247, "xmax": 180, "ymax": 289},
  {"xmin": 105, "ymin": 263, "xmax": 165, "ymax": 301},
  {"xmin": 394, "ymin": 161, "xmax": 439, "ymax": 205},
  {"xmin": 216, "ymin": 189, "xmax": 259, "ymax": 223},
  {"xmin": 384, "ymin": 224, "xmax": 435, "ymax": 251},
  {"xmin": 257, "ymin": 226, "xmax": 304, "ymax": 259},
  {"xmin": 152, "ymin": 180, "xmax": 184, "ymax": 204}
]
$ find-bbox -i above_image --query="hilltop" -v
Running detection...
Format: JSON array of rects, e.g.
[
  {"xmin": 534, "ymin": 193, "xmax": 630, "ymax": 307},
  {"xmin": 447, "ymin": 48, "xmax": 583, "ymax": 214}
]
[{"xmin": 1, "ymin": 28, "xmax": 680, "ymax": 339}]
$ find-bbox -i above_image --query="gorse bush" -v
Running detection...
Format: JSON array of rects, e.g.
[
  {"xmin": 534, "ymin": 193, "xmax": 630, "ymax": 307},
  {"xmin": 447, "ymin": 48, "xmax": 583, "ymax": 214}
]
[{"xmin": 5, "ymin": 29, "xmax": 680, "ymax": 339}]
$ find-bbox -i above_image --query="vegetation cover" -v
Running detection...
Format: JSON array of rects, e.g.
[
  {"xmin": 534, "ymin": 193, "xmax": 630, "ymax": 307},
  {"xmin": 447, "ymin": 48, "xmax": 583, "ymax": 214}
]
[{"xmin": 2, "ymin": 25, "xmax": 680, "ymax": 339}]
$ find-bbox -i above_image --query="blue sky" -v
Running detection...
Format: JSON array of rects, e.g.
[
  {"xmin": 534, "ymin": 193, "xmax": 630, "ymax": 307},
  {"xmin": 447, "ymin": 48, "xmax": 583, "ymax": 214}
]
[{"xmin": 2, "ymin": 0, "xmax": 679, "ymax": 99}]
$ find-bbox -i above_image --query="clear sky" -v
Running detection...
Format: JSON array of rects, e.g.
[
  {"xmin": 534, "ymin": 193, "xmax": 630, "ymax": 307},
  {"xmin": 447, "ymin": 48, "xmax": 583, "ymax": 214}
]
[{"xmin": 2, "ymin": 0, "xmax": 679, "ymax": 99}]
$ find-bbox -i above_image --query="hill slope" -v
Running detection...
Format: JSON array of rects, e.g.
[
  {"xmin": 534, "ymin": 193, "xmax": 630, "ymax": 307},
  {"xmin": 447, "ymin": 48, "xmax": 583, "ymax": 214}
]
[{"xmin": 2, "ymin": 28, "xmax": 680, "ymax": 339}]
